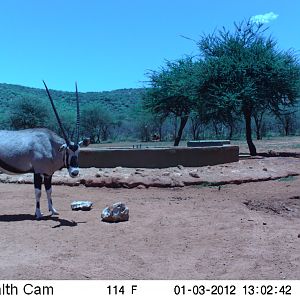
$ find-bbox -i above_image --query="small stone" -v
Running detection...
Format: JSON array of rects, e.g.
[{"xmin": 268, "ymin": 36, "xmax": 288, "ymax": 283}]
[
  {"xmin": 263, "ymin": 222, "xmax": 267, "ymax": 225},
  {"xmin": 189, "ymin": 171, "xmax": 200, "ymax": 178},
  {"xmin": 71, "ymin": 201, "xmax": 93, "ymax": 211},
  {"xmin": 101, "ymin": 202, "xmax": 129, "ymax": 223},
  {"xmin": 172, "ymin": 171, "xmax": 182, "ymax": 177},
  {"xmin": 177, "ymin": 165, "xmax": 185, "ymax": 170},
  {"xmin": 162, "ymin": 172, "xmax": 170, "ymax": 176},
  {"xmin": 298, "ymin": 234, "xmax": 300, "ymax": 238},
  {"xmin": 263, "ymin": 168, "xmax": 268, "ymax": 171},
  {"xmin": 136, "ymin": 184, "xmax": 146, "ymax": 189}
]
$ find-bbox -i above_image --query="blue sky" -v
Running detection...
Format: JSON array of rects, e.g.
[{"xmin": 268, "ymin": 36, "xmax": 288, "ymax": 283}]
[{"xmin": 0, "ymin": 0, "xmax": 299, "ymax": 92}]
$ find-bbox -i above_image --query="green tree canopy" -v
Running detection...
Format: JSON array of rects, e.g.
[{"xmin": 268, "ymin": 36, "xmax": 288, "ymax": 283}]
[
  {"xmin": 81, "ymin": 104, "xmax": 114, "ymax": 143},
  {"xmin": 9, "ymin": 96, "xmax": 50, "ymax": 130},
  {"xmin": 144, "ymin": 57, "xmax": 199, "ymax": 146},
  {"xmin": 197, "ymin": 20, "xmax": 300, "ymax": 155}
]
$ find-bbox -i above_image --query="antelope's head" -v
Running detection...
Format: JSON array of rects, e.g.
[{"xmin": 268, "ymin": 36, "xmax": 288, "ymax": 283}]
[{"xmin": 43, "ymin": 81, "xmax": 90, "ymax": 178}]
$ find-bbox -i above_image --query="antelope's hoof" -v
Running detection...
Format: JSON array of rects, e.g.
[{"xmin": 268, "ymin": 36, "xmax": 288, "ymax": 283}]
[
  {"xmin": 49, "ymin": 208, "xmax": 59, "ymax": 216},
  {"xmin": 35, "ymin": 212, "xmax": 43, "ymax": 220}
]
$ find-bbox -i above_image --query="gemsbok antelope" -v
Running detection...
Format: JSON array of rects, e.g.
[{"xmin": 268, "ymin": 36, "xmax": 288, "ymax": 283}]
[{"xmin": 0, "ymin": 81, "xmax": 90, "ymax": 219}]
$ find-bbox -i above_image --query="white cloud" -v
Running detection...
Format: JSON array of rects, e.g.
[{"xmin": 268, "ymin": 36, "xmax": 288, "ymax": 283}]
[{"xmin": 250, "ymin": 12, "xmax": 279, "ymax": 24}]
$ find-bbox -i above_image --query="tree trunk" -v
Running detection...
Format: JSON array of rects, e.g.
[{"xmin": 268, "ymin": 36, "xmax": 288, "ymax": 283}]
[
  {"xmin": 191, "ymin": 125, "xmax": 197, "ymax": 140},
  {"xmin": 284, "ymin": 117, "xmax": 290, "ymax": 136},
  {"xmin": 158, "ymin": 123, "xmax": 163, "ymax": 141},
  {"xmin": 195, "ymin": 127, "xmax": 201, "ymax": 140},
  {"xmin": 254, "ymin": 114, "xmax": 263, "ymax": 140},
  {"xmin": 158, "ymin": 116, "xmax": 165, "ymax": 141},
  {"xmin": 96, "ymin": 134, "xmax": 101, "ymax": 143},
  {"xmin": 244, "ymin": 111, "xmax": 257, "ymax": 156},
  {"xmin": 101, "ymin": 125, "xmax": 110, "ymax": 141},
  {"xmin": 227, "ymin": 122, "xmax": 234, "ymax": 140},
  {"xmin": 213, "ymin": 121, "xmax": 219, "ymax": 137},
  {"xmin": 190, "ymin": 117, "xmax": 200, "ymax": 140},
  {"xmin": 173, "ymin": 116, "xmax": 178, "ymax": 140},
  {"xmin": 174, "ymin": 116, "xmax": 188, "ymax": 146},
  {"xmin": 256, "ymin": 127, "xmax": 261, "ymax": 140}
]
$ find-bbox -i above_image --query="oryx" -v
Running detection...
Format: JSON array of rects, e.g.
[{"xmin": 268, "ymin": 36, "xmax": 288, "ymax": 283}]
[{"xmin": 0, "ymin": 81, "xmax": 90, "ymax": 219}]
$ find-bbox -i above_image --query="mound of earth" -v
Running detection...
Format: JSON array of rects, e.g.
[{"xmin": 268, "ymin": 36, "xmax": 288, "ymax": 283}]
[{"xmin": 0, "ymin": 156, "xmax": 299, "ymax": 188}]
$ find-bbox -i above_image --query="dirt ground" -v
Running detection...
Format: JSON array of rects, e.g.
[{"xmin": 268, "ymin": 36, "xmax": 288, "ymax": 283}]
[
  {"xmin": 1, "ymin": 156, "xmax": 300, "ymax": 280},
  {"xmin": 1, "ymin": 137, "xmax": 300, "ymax": 280}
]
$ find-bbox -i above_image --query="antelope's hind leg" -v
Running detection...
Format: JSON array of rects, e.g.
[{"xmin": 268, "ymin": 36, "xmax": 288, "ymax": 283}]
[
  {"xmin": 34, "ymin": 173, "xmax": 43, "ymax": 219},
  {"xmin": 44, "ymin": 175, "xmax": 59, "ymax": 216}
]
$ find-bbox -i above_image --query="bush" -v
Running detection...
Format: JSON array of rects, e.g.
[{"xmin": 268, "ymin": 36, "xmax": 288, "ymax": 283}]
[{"xmin": 9, "ymin": 96, "xmax": 50, "ymax": 129}]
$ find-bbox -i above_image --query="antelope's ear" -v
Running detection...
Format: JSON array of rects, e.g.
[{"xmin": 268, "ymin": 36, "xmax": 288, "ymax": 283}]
[
  {"xmin": 58, "ymin": 144, "xmax": 68, "ymax": 152},
  {"xmin": 79, "ymin": 138, "xmax": 90, "ymax": 147}
]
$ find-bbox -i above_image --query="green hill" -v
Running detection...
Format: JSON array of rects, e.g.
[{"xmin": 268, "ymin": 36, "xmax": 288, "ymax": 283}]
[{"xmin": 0, "ymin": 82, "xmax": 146, "ymax": 126}]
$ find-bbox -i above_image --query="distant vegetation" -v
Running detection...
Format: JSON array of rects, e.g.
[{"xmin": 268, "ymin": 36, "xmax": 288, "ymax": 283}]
[
  {"xmin": 1, "ymin": 19, "xmax": 300, "ymax": 153},
  {"xmin": 1, "ymin": 80, "xmax": 299, "ymax": 146},
  {"xmin": 0, "ymin": 83, "xmax": 147, "ymax": 143},
  {"xmin": 144, "ymin": 19, "xmax": 300, "ymax": 154}
]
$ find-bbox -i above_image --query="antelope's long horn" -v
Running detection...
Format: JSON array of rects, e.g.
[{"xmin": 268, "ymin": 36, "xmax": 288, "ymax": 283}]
[
  {"xmin": 75, "ymin": 82, "xmax": 80, "ymax": 144},
  {"xmin": 43, "ymin": 81, "xmax": 70, "ymax": 145}
]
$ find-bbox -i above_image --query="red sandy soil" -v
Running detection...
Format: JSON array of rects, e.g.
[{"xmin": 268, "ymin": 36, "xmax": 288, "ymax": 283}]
[{"xmin": 0, "ymin": 154, "xmax": 300, "ymax": 279}]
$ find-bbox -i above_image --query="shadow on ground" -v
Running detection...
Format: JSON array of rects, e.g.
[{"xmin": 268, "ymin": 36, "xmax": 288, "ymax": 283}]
[{"xmin": 0, "ymin": 214, "xmax": 81, "ymax": 228}]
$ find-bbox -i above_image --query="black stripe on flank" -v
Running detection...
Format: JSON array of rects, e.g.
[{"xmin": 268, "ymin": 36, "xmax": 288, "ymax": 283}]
[{"xmin": 0, "ymin": 158, "xmax": 33, "ymax": 174}]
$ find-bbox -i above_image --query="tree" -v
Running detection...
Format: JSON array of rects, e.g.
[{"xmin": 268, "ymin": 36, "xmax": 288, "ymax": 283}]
[
  {"xmin": 189, "ymin": 111, "xmax": 203, "ymax": 140},
  {"xmin": 134, "ymin": 110, "xmax": 167, "ymax": 142},
  {"xmin": 131, "ymin": 101, "xmax": 166, "ymax": 142},
  {"xmin": 275, "ymin": 109, "xmax": 297, "ymax": 136},
  {"xmin": 81, "ymin": 104, "xmax": 113, "ymax": 143},
  {"xmin": 46, "ymin": 109, "xmax": 78, "ymax": 140},
  {"xmin": 197, "ymin": 20, "xmax": 300, "ymax": 155},
  {"xmin": 253, "ymin": 108, "xmax": 266, "ymax": 140},
  {"xmin": 9, "ymin": 96, "xmax": 50, "ymax": 129},
  {"xmin": 144, "ymin": 57, "xmax": 199, "ymax": 146}
]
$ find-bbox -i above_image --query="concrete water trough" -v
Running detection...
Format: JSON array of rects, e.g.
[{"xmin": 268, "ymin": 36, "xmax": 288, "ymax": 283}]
[
  {"xmin": 187, "ymin": 140, "xmax": 231, "ymax": 147},
  {"xmin": 79, "ymin": 145, "xmax": 239, "ymax": 168}
]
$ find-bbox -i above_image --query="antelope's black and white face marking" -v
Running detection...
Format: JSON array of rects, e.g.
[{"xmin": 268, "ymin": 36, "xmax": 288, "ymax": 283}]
[
  {"xmin": 60, "ymin": 143, "xmax": 80, "ymax": 178},
  {"xmin": 68, "ymin": 143, "xmax": 80, "ymax": 177},
  {"xmin": 59, "ymin": 139, "xmax": 90, "ymax": 178}
]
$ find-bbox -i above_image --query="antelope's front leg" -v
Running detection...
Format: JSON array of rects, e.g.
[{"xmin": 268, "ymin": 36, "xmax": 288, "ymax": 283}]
[
  {"xmin": 34, "ymin": 173, "xmax": 43, "ymax": 219},
  {"xmin": 44, "ymin": 175, "xmax": 59, "ymax": 216}
]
